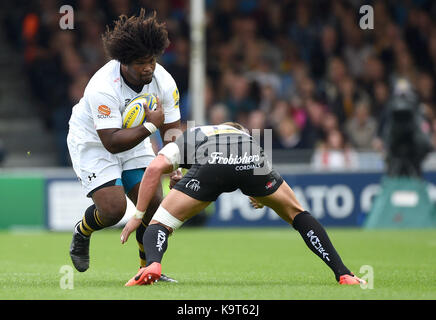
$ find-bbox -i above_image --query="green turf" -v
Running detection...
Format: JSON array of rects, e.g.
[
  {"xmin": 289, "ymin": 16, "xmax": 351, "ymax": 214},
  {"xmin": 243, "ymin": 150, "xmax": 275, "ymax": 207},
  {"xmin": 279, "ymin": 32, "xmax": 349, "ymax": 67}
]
[{"xmin": 0, "ymin": 228, "xmax": 435, "ymax": 300}]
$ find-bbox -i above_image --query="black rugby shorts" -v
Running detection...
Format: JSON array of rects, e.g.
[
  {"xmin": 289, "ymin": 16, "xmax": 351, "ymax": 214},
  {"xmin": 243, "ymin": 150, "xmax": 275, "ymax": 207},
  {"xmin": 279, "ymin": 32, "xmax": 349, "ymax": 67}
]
[{"xmin": 172, "ymin": 163, "xmax": 283, "ymax": 202}]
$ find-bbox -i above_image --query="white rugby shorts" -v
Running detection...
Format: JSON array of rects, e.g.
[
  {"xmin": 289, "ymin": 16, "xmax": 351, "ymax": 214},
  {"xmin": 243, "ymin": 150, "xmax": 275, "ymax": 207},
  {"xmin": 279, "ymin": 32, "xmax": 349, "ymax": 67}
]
[{"xmin": 67, "ymin": 131, "xmax": 155, "ymax": 196}]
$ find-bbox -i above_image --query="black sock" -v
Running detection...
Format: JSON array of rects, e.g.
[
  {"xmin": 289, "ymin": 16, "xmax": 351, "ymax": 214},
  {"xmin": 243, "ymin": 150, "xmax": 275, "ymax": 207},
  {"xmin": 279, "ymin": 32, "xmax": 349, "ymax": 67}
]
[
  {"xmin": 76, "ymin": 204, "xmax": 105, "ymax": 237},
  {"xmin": 142, "ymin": 224, "xmax": 170, "ymax": 267},
  {"xmin": 292, "ymin": 211, "xmax": 351, "ymax": 281},
  {"xmin": 136, "ymin": 221, "xmax": 148, "ymax": 267}
]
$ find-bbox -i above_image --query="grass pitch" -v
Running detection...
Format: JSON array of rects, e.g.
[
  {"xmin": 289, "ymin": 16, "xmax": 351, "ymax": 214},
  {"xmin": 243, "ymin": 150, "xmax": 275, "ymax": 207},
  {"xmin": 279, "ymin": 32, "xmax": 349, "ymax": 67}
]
[{"xmin": 0, "ymin": 227, "xmax": 435, "ymax": 300}]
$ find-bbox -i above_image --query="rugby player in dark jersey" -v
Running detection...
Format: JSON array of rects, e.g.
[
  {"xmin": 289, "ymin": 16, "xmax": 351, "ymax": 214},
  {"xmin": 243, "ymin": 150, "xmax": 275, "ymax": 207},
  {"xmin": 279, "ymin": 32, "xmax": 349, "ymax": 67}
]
[{"xmin": 120, "ymin": 122, "xmax": 366, "ymax": 286}]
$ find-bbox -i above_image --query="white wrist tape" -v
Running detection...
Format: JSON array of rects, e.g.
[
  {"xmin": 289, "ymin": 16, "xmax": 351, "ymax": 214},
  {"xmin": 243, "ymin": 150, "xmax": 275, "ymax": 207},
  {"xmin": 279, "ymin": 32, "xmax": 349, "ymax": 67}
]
[
  {"xmin": 143, "ymin": 122, "xmax": 157, "ymax": 134},
  {"xmin": 152, "ymin": 205, "xmax": 183, "ymax": 230},
  {"xmin": 134, "ymin": 209, "xmax": 145, "ymax": 219}
]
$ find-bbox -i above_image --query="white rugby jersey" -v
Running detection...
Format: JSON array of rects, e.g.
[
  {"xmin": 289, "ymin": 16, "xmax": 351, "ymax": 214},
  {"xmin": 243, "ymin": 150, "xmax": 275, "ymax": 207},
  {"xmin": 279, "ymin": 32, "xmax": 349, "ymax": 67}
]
[{"xmin": 68, "ymin": 59, "xmax": 180, "ymax": 144}]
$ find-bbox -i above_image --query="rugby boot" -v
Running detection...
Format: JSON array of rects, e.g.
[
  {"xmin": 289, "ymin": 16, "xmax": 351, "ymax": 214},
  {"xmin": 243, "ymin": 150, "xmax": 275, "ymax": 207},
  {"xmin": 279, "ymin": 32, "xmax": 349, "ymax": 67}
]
[
  {"xmin": 125, "ymin": 262, "xmax": 162, "ymax": 286},
  {"xmin": 339, "ymin": 274, "xmax": 367, "ymax": 285},
  {"xmin": 135, "ymin": 265, "xmax": 177, "ymax": 283},
  {"xmin": 159, "ymin": 273, "xmax": 178, "ymax": 283},
  {"xmin": 69, "ymin": 222, "xmax": 90, "ymax": 272}
]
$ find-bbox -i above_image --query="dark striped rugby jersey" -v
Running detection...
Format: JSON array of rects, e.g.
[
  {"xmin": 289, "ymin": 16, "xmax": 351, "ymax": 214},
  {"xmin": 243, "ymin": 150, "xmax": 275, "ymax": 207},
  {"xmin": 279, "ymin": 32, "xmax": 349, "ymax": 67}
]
[{"xmin": 174, "ymin": 125, "xmax": 270, "ymax": 171}]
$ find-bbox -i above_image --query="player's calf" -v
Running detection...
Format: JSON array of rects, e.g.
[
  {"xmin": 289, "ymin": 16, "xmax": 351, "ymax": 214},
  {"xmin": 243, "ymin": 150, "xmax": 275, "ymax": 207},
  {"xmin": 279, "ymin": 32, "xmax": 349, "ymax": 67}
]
[
  {"xmin": 142, "ymin": 224, "xmax": 170, "ymax": 266},
  {"xmin": 292, "ymin": 211, "xmax": 353, "ymax": 282},
  {"xmin": 135, "ymin": 217, "xmax": 178, "ymax": 282}
]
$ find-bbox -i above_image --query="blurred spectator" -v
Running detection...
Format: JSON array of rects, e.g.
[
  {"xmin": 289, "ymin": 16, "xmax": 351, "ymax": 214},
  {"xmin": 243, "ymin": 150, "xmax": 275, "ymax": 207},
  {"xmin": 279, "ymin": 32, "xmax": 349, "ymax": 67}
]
[
  {"xmin": 246, "ymin": 109, "xmax": 267, "ymax": 148},
  {"xmin": 311, "ymin": 129, "xmax": 359, "ymax": 170},
  {"xmin": 268, "ymin": 99, "xmax": 291, "ymax": 128},
  {"xmin": 247, "ymin": 109, "xmax": 267, "ymax": 133},
  {"xmin": 224, "ymin": 72, "xmax": 258, "ymax": 120},
  {"xmin": 362, "ymin": 55, "xmax": 386, "ymax": 95},
  {"xmin": 416, "ymin": 72, "xmax": 435, "ymax": 105},
  {"xmin": 289, "ymin": 96, "xmax": 307, "ymax": 130},
  {"xmin": 372, "ymin": 81, "xmax": 391, "ymax": 117},
  {"xmin": 342, "ymin": 24, "xmax": 373, "ymax": 80},
  {"xmin": 310, "ymin": 24, "xmax": 341, "ymax": 79},
  {"xmin": 404, "ymin": 7, "xmax": 433, "ymax": 72},
  {"xmin": 320, "ymin": 56, "xmax": 348, "ymax": 107},
  {"xmin": 288, "ymin": 1, "xmax": 319, "ymax": 63},
  {"xmin": 300, "ymin": 100, "xmax": 326, "ymax": 149},
  {"xmin": 392, "ymin": 42, "xmax": 418, "ymax": 86},
  {"xmin": 344, "ymin": 101, "xmax": 378, "ymax": 150},
  {"xmin": 321, "ymin": 111, "xmax": 339, "ymax": 134},
  {"xmin": 331, "ymin": 75, "xmax": 369, "ymax": 124},
  {"xmin": 77, "ymin": 18, "xmax": 107, "ymax": 74},
  {"xmin": 75, "ymin": 0, "xmax": 106, "ymax": 24},
  {"xmin": 208, "ymin": 103, "xmax": 230, "ymax": 125},
  {"xmin": 374, "ymin": 21, "xmax": 400, "ymax": 74},
  {"xmin": 272, "ymin": 117, "xmax": 303, "ymax": 149},
  {"xmin": 165, "ymin": 37, "xmax": 189, "ymax": 98}
]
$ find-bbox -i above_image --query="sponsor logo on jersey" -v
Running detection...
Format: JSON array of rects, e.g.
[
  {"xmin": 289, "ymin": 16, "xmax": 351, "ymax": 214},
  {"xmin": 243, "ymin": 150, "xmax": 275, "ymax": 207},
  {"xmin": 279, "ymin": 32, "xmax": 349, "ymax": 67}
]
[
  {"xmin": 235, "ymin": 163, "xmax": 261, "ymax": 171},
  {"xmin": 97, "ymin": 105, "xmax": 115, "ymax": 119},
  {"xmin": 208, "ymin": 152, "xmax": 260, "ymax": 165},
  {"xmin": 186, "ymin": 179, "xmax": 200, "ymax": 192},
  {"xmin": 98, "ymin": 105, "xmax": 111, "ymax": 116}
]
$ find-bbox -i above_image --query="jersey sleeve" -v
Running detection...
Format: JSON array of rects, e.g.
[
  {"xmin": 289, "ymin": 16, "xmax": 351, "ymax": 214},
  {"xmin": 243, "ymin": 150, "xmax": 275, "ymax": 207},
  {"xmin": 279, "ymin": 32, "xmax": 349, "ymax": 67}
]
[
  {"xmin": 160, "ymin": 72, "xmax": 181, "ymax": 124},
  {"xmin": 87, "ymin": 90, "xmax": 122, "ymax": 130}
]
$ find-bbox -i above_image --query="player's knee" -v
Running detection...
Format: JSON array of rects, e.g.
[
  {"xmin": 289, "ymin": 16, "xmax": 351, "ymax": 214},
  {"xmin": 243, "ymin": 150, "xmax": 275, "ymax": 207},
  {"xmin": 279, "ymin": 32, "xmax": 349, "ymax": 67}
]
[
  {"xmin": 150, "ymin": 220, "xmax": 174, "ymax": 235},
  {"xmin": 97, "ymin": 199, "xmax": 127, "ymax": 226},
  {"xmin": 289, "ymin": 209, "xmax": 305, "ymax": 224}
]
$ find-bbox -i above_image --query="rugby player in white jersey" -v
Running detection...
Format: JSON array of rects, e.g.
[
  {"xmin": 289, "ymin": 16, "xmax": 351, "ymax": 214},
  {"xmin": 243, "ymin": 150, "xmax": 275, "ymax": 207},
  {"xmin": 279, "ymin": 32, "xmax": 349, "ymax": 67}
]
[{"xmin": 67, "ymin": 10, "xmax": 180, "ymax": 282}]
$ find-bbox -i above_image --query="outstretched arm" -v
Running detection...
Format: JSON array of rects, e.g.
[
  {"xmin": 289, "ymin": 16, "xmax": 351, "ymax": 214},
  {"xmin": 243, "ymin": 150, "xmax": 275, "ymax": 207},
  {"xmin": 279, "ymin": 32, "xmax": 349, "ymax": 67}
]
[
  {"xmin": 136, "ymin": 155, "xmax": 174, "ymax": 213},
  {"xmin": 121, "ymin": 155, "xmax": 173, "ymax": 243}
]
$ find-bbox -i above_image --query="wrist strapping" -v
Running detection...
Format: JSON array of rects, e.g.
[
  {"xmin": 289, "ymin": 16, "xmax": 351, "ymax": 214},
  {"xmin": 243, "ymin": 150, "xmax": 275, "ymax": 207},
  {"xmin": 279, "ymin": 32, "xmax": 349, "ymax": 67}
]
[
  {"xmin": 143, "ymin": 122, "xmax": 157, "ymax": 134},
  {"xmin": 134, "ymin": 209, "xmax": 145, "ymax": 219}
]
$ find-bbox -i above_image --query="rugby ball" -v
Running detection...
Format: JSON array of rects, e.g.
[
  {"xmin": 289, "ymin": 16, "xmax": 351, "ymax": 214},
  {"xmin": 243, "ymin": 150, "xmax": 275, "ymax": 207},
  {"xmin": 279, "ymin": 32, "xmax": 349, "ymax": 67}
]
[{"xmin": 122, "ymin": 93, "xmax": 158, "ymax": 128}]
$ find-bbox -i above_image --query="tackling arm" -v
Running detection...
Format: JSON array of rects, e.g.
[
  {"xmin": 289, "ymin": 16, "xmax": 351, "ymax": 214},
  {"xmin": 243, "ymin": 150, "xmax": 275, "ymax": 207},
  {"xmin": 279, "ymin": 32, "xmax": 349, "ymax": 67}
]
[
  {"xmin": 136, "ymin": 154, "xmax": 174, "ymax": 214},
  {"xmin": 120, "ymin": 154, "xmax": 174, "ymax": 244}
]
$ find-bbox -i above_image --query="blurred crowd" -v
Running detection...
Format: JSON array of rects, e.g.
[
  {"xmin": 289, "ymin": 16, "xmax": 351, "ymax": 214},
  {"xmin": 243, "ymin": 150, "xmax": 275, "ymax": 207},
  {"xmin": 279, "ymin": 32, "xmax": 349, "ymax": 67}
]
[{"xmin": 3, "ymin": 0, "xmax": 436, "ymax": 168}]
